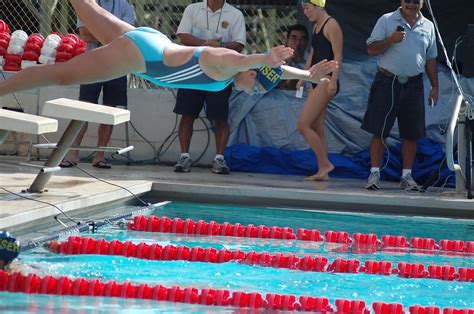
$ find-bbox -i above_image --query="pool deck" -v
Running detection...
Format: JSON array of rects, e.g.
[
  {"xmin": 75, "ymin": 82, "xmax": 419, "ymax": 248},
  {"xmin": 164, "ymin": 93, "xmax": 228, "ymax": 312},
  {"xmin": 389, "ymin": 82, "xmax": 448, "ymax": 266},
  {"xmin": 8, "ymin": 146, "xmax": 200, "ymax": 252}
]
[{"xmin": 1, "ymin": 156, "xmax": 473, "ymax": 235}]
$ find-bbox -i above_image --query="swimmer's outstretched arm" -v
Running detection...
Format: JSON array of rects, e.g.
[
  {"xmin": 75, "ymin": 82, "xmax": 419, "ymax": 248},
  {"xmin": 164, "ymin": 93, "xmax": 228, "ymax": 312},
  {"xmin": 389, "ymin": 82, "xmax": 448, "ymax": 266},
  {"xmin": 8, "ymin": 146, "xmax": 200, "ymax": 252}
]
[
  {"xmin": 281, "ymin": 59, "xmax": 339, "ymax": 84},
  {"xmin": 207, "ymin": 45, "xmax": 294, "ymax": 77}
]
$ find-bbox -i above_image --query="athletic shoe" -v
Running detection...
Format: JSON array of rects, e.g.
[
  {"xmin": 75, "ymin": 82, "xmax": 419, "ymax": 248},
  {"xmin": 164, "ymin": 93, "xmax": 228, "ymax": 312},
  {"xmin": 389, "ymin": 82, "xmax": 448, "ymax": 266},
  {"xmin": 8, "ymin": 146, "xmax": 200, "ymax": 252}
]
[
  {"xmin": 400, "ymin": 173, "xmax": 419, "ymax": 191},
  {"xmin": 212, "ymin": 157, "xmax": 230, "ymax": 174},
  {"xmin": 174, "ymin": 155, "xmax": 191, "ymax": 172},
  {"xmin": 365, "ymin": 171, "xmax": 381, "ymax": 190}
]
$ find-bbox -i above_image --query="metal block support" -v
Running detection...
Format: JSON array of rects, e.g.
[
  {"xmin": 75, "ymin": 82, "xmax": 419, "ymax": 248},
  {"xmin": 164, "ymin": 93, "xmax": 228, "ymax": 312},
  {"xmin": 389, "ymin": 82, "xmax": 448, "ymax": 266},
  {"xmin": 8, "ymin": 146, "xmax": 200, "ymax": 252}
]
[{"xmin": 28, "ymin": 120, "xmax": 85, "ymax": 193}]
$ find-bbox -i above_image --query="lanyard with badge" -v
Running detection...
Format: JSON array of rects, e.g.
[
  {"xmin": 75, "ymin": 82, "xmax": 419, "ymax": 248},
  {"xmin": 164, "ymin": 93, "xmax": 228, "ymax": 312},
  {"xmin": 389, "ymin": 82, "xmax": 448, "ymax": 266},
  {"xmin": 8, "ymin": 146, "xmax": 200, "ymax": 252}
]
[{"xmin": 206, "ymin": 5, "xmax": 223, "ymax": 34}]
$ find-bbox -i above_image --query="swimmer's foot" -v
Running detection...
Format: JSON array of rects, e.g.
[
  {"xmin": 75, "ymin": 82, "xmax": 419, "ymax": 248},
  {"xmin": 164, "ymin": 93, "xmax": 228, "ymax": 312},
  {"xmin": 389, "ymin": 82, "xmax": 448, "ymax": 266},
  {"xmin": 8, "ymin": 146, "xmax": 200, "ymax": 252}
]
[{"xmin": 303, "ymin": 164, "xmax": 335, "ymax": 181}]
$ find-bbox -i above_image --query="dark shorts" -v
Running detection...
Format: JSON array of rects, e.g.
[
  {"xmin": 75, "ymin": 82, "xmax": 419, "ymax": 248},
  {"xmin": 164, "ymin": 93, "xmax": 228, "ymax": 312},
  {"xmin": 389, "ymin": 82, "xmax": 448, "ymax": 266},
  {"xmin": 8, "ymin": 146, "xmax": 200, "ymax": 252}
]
[
  {"xmin": 173, "ymin": 85, "xmax": 233, "ymax": 120},
  {"xmin": 79, "ymin": 76, "xmax": 128, "ymax": 107},
  {"xmin": 361, "ymin": 71, "xmax": 425, "ymax": 140}
]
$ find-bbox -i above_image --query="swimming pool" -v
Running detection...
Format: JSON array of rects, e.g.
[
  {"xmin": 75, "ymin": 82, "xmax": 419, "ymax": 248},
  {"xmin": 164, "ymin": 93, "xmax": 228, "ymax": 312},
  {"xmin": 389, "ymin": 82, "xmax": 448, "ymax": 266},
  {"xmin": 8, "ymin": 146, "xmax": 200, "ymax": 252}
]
[{"xmin": 1, "ymin": 201, "xmax": 473, "ymax": 313}]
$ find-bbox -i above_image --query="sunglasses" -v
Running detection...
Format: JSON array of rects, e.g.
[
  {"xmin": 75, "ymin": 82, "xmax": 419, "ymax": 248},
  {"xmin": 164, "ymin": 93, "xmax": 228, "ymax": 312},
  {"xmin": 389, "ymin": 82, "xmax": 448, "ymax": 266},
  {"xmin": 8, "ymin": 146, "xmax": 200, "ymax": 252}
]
[{"xmin": 404, "ymin": 0, "xmax": 420, "ymax": 4}]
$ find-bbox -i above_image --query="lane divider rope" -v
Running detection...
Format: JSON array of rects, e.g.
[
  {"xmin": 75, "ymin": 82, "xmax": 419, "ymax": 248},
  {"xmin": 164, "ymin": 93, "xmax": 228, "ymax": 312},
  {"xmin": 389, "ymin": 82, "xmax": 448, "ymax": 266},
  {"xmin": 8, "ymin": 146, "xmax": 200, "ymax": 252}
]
[
  {"xmin": 48, "ymin": 237, "xmax": 474, "ymax": 282},
  {"xmin": 1, "ymin": 271, "xmax": 472, "ymax": 313},
  {"xmin": 126, "ymin": 216, "xmax": 474, "ymax": 257}
]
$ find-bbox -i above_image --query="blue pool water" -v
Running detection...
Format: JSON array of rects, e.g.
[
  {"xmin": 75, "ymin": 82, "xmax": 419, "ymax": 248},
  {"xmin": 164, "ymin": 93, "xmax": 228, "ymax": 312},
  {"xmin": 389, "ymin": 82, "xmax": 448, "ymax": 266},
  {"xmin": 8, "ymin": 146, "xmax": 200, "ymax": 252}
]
[{"xmin": 1, "ymin": 202, "xmax": 473, "ymax": 313}]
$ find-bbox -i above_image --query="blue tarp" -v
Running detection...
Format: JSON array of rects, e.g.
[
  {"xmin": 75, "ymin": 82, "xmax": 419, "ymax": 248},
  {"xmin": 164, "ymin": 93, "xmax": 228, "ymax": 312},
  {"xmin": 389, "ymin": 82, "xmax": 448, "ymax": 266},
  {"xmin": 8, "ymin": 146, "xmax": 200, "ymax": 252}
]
[{"xmin": 225, "ymin": 60, "xmax": 472, "ymax": 187}]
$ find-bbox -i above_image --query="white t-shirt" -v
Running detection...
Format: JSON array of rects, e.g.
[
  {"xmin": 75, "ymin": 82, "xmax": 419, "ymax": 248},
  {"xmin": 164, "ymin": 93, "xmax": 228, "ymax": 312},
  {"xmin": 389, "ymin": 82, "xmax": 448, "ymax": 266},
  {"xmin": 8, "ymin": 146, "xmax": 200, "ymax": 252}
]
[{"xmin": 177, "ymin": 0, "xmax": 246, "ymax": 45}]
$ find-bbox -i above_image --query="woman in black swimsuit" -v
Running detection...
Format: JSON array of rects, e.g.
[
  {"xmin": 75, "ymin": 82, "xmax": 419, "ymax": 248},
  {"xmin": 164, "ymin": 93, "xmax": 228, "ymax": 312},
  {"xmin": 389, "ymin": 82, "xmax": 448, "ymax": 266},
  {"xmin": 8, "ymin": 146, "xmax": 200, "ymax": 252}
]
[{"xmin": 297, "ymin": 0, "xmax": 343, "ymax": 181}]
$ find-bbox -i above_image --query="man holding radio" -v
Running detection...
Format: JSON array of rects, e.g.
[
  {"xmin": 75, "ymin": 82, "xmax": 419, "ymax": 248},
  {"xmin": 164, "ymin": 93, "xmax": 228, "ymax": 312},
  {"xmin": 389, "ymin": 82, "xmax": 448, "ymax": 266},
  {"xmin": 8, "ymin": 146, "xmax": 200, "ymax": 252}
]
[{"xmin": 362, "ymin": 0, "xmax": 438, "ymax": 191}]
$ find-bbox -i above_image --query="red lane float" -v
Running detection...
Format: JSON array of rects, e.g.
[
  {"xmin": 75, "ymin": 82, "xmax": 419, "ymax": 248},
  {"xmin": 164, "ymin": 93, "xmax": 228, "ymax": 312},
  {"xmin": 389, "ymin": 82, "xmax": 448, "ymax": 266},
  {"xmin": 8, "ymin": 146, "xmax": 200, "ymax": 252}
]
[
  {"xmin": 336, "ymin": 299, "xmax": 371, "ymax": 314},
  {"xmin": 1, "ymin": 272, "xmax": 472, "ymax": 313},
  {"xmin": 0, "ymin": 21, "xmax": 10, "ymax": 58},
  {"xmin": 129, "ymin": 216, "xmax": 297, "ymax": 240},
  {"xmin": 49, "ymin": 237, "xmax": 474, "ymax": 283},
  {"xmin": 409, "ymin": 305, "xmax": 441, "ymax": 314},
  {"xmin": 127, "ymin": 216, "xmax": 474, "ymax": 257},
  {"xmin": 0, "ymin": 21, "xmax": 86, "ymax": 70},
  {"xmin": 21, "ymin": 33, "xmax": 44, "ymax": 69}
]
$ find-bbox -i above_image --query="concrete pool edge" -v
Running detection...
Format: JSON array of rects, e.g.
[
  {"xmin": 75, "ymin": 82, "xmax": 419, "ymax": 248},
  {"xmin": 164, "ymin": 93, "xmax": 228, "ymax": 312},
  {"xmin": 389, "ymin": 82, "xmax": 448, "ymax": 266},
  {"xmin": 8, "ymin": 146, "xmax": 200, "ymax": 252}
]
[
  {"xmin": 150, "ymin": 181, "xmax": 474, "ymax": 219},
  {"xmin": 0, "ymin": 181, "xmax": 153, "ymax": 231}
]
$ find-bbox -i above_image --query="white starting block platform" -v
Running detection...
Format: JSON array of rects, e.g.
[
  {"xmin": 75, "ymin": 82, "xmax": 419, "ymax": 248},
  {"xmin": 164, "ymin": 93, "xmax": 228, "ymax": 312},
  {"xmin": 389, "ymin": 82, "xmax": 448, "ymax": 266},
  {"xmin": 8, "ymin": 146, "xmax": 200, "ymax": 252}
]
[
  {"xmin": 42, "ymin": 98, "xmax": 130, "ymax": 125},
  {"xmin": 27, "ymin": 98, "xmax": 132, "ymax": 193},
  {"xmin": 0, "ymin": 109, "xmax": 58, "ymax": 136},
  {"xmin": 0, "ymin": 109, "xmax": 59, "ymax": 173}
]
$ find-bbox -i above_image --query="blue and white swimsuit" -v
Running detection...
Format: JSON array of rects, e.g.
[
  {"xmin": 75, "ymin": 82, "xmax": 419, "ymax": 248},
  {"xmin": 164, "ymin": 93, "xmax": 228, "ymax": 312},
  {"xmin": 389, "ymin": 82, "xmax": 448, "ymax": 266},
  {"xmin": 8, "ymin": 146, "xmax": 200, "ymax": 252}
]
[{"xmin": 124, "ymin": 27, "xmax": 233, "ymax": 91}]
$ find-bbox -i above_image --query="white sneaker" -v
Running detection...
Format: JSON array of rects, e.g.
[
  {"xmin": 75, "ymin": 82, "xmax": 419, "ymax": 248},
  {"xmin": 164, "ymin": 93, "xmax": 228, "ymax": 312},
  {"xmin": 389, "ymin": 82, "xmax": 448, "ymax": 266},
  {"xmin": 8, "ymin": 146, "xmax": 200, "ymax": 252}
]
[
  {"xmin": 212, "ymin": 157, "xmax": 230, "ymax": 174},
  {"xmin": 174, "ymin": 155, "xmax": 192, "ymax": 172},
  {"xmin": 365, "ymin": 171, "xmax": 381, "ymax": 190},
  {"xmin": 400, "ymin": 173, "xmax": 419, "ymax": 191}
]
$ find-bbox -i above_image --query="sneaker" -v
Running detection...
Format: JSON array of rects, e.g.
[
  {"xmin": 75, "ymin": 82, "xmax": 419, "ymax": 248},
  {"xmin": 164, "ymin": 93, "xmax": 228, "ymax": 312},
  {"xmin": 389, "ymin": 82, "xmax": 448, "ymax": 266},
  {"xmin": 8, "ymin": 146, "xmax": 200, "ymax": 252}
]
[
  {"xmin": 365, "ymin": 171, "xmax": 381, "ymax": 190},
  {"xmin": 399, "ymin": 173, "xmax": 419, "ymax": 191},
  {"xmin": 212, "ymin": 157, "xmax": 230, "ymax": 174},
  {"xmin": 174, "ymin": 155, "xmax": 192, "ymax": 172}
]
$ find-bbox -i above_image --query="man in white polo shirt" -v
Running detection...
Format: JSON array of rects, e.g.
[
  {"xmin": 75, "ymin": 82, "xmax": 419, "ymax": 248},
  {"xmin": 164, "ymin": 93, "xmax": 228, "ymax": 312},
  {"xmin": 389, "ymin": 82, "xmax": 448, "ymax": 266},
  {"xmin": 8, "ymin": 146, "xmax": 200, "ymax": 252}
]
[{"xmin": 173, "ymin": 0, "xmax": 246, "ymax": 174}]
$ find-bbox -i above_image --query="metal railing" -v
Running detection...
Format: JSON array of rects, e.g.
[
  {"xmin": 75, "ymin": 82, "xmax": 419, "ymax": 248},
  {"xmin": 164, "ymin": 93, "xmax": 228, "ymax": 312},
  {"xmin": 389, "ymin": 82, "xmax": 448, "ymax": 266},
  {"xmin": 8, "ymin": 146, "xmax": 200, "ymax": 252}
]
[{"xmin": 446, "ymin": 94, "xmax": 467, "ymax": 194}]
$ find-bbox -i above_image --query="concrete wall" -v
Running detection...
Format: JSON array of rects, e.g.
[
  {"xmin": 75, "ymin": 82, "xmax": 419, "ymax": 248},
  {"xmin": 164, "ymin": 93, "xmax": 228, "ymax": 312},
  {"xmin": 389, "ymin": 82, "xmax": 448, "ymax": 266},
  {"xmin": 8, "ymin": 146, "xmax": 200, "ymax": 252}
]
[{"xmin": 0, "ymin": 85, "xmax": 217, "ymax": 166}]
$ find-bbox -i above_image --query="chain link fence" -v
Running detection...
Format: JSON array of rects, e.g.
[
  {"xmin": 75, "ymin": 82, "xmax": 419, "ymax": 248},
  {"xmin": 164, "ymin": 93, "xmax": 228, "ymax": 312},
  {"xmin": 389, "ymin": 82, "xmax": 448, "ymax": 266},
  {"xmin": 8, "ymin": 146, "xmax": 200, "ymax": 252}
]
[{"xmin": 1, "ymin": 0, "xmax": 304, "ymax": 88}]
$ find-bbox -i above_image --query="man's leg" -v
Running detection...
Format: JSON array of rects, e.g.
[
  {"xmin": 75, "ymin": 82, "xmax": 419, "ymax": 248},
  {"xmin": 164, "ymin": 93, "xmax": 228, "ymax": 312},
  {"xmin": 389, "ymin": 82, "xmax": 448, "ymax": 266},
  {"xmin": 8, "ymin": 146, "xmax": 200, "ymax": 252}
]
[
  {"xmin": 205, "ymin": 85, "xmax": 232, "ymax": 174},
  {"xmin": 361, "ymin": 72, "xmax": 399, "ymax": 189},
  {"xmin": 399, "ymin": 138, "xmax": 420, "ymax": 191},
  {"xmin": 211, "ymin": 118, "xmax": 230, "ymax": 174},
  {"xmin": 178, "ymin": 115, "xmax": 195, "ymax": 154},
  {"xmin": 398, "ymin": 76, "xmax": 425, "ymax": 190},
  {"xmin": 92, "ymin": 77, "xmax": 128, "ymax": 168},
  {"xmin": 401, "ymin": 139, "xmax": 417, "ymax": 170},
  {"xmin": 370, "ymin": 136, "xmax": 385, "ymax": 168},
  {"xmin": 173, "ymin": 115, "xmax": 194, "ymax": 172},
  {"xmin": 92, "ymin": 124, "xmax": 113, "ymax": 167},
  {"xmin": 214, "ymin": 119, "xmax": 229, "ymax": 156},
  {"xmin": 173, "ymin": 89, "xmax": 204, "ymax": 172}
]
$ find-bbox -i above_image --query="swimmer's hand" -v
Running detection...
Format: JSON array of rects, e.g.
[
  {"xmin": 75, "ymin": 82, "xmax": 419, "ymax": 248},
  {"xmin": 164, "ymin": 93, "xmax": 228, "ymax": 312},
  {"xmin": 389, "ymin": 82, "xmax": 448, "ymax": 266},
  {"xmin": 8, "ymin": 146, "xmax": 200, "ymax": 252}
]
[
  {"xmin": 266, "ymin": 45, "xmax": 294, "ymax": 67},
  {"xmin": 309, "ymin": 59, "xmax": 338, "ymax": 83}
]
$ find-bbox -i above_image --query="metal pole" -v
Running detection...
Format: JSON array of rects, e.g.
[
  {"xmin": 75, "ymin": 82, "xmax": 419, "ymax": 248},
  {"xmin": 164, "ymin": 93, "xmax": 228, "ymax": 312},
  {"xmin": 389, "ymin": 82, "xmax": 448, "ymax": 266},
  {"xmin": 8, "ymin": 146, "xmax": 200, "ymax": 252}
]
[
  {"xmin": 125, "ymin": 121, "xmax": 131, "ymax": 164},
  {"xmin": 28, "ymin": 120, "xmax": 85, "ymax": 193},
  {"xmin": 466, "ymin": 119, "xmax": 473, "ymax": 199},
  {"xmin": 35, "ymin": 88, "xmax": 41, "ymax": 160},
  {"xmin": 458, "ymin": 120, "xmax": 466, "ymax": 193}
]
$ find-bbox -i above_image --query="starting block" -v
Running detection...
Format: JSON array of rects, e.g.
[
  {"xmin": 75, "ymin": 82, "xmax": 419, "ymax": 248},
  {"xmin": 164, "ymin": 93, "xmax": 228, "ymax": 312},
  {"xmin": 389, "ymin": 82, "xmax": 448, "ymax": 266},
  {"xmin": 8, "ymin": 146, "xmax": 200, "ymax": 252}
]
[
  {"xmin": 0, "ymin": 109, "xmax": 59, "ymax": 173},
  {"xmin": 0, "ymin": 108, "xmax": 58, "ymax": 143},
  {"xmin": 28, "ymin": 98, "xmax": 132, "ymax": 193}
]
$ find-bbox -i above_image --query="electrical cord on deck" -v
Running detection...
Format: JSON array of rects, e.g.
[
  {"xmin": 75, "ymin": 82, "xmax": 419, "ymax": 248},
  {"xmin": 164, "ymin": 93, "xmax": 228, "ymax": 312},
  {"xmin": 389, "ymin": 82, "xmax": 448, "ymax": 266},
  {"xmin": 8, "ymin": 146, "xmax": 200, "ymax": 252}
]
[
  {"xmin": 0, "ymin": 186, "xmax": 79, "ymax": 227},
  {"xmin": 64, "ymin": 160, "xmax": 149, "ymax": 207},
  {"xmin": 0, "ymin": 75, "xmax": 153, "ymax": 208}
]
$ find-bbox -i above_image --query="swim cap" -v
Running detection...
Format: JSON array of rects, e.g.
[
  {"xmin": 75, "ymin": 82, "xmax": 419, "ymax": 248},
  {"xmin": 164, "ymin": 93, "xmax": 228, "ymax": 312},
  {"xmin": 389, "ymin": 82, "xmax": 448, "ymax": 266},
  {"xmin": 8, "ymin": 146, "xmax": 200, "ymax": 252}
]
[
  {"xmin": 0, "ymin": 231, "xmax": 20, "ymax": 264},
  {"xmin": 301, "ymin": 0, "xmax": 326, "ymax": 8},
  {"xmin": 254, "ymin": 65, "xmax": 283, "ymax": 93}
]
